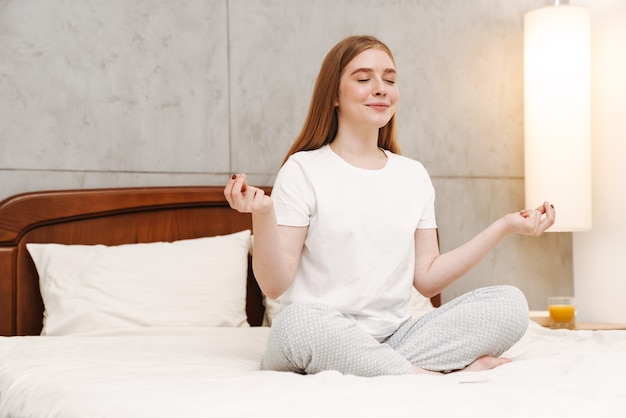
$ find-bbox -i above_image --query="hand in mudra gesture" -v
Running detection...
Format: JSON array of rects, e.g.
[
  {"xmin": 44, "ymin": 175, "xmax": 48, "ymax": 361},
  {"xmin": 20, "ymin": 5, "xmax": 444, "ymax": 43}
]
[
  {"xmin": 506, "ymin": 201, "xmax": 555, "ymax": 236},
  {"xmin": 224, "ymin": 173, "xmax": 273, "ymax": 215}
]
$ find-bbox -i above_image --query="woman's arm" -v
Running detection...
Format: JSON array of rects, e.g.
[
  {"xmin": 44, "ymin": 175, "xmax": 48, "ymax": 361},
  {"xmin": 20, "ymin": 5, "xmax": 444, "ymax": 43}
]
[
  {"xmin": 224, "ymin": 173, "xmax": 306, "ymax": 299},
  {"xmin": 413, "ymin": 202, "xmax": 556, "ymax": 297}
]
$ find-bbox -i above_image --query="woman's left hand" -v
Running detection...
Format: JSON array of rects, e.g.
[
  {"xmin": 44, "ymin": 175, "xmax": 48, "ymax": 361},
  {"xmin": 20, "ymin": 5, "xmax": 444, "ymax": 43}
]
[{"xmin": 506, "ymin": 201, "xmax": 556, "ymax": 236}]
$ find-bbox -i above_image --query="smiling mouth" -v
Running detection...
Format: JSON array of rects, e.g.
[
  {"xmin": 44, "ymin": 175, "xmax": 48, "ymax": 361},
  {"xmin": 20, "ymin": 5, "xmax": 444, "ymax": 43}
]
[{"xmin": 366, "ymin": 104, "xmax": 389, "ymax": 111}]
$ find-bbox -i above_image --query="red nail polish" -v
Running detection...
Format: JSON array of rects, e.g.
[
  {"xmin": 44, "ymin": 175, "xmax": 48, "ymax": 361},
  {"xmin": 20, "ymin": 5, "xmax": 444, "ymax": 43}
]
[{"xmin": 232, "ymin": 174, "xmax": 237, "ymax": 180}]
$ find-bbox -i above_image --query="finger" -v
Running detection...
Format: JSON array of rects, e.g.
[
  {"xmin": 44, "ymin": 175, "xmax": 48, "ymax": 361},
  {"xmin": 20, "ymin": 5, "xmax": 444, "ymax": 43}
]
[
  {"xmin": 520, "ymin": 201, "xmax": 550, "ymax": 220},
  {"xmin": 534, "ymin": 202, "xmax": 548, "ymax": 214},
  {"xmin": 240, "ymin": 173, "xmax": 248, "ymax": 194},
  {"xmin": 232, "ymin": 173, "xmax": 247, "ymax": 199},
  {"xmin": 520, "ymin": 208, "xmax": 540, "ymax": 218},
  {"xmin": 539, "ymin": 202, "xmax": 556, "ymax": 231},
  {"xmin": 224, "ymin": 173, "xmax": 239, "ymax": 205},
  {"xmin": 227, "ymin": 173, "xmax": 238, "ymax": 184},
  {"xmin": 226, "ymin": 174, "xmax": 247, "ymax": 211},
  {"xmin": 224, "ymin": 174, "xmax": 237, "ymax": 197}
]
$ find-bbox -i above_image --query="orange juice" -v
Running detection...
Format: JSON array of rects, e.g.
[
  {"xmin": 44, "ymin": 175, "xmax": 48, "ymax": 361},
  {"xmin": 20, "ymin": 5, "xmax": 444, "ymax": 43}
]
[{"xmin": 549, "ymin": 304, "xmax": 575, "ymax": 324}]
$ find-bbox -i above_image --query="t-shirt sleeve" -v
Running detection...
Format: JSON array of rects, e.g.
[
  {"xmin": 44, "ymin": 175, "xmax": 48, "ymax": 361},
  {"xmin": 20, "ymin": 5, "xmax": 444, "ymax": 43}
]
[
  {"xmin": 271, "ymin": 157, "xmax": 313, "ymax": 227},
  {"xmin": 416, "ymin": 167, "xmax": 437, "ymax": 230}
]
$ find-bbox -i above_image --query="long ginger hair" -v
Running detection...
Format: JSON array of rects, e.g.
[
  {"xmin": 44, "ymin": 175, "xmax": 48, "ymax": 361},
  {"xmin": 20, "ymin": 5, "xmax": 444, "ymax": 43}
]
[{"xmin": 282, "ymin": 35, "xmax": 401, "ymax": 165}]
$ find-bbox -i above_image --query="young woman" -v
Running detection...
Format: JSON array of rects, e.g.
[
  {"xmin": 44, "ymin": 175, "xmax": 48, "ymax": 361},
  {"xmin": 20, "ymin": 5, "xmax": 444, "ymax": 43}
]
[{"xmin": 224, "ymin": 35, "xmax": 555, "ymax": 377}]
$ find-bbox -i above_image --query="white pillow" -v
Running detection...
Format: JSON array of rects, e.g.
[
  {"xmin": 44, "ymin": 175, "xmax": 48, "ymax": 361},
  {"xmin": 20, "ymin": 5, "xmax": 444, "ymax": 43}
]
[{"xmin": 27, "ymin": 230, "xmax": 251, "ymax": 335}]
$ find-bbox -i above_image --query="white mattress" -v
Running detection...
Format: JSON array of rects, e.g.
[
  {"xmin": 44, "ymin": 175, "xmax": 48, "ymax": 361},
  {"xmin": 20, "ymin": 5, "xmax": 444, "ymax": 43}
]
[{"xmin": 1, "ymin": 323, "xmax": 625, "ymax": 418}]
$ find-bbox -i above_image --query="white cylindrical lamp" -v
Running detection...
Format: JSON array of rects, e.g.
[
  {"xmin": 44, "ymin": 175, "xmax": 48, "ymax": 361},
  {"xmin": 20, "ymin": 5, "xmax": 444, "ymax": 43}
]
[{"xmin": 524, "ymin": 5, "xmax": 592, "ymax": 231}]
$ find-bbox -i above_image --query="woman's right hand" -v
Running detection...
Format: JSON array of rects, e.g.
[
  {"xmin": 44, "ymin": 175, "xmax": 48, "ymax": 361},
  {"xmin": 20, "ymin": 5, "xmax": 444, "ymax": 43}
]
[{"xmin": 224, "ymin": 173, "xmax": 272, "ymax": 214}]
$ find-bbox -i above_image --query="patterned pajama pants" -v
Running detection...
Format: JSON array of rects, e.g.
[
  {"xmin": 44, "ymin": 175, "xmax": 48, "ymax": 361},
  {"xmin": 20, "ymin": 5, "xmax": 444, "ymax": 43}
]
[{"xmin": 260, "ymin": 285, "xmax": 529, "ymax": 377}]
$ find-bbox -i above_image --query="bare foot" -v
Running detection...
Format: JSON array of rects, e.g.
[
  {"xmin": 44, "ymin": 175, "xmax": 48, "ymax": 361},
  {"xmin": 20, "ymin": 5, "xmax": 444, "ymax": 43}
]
[
  {"xmin": 461, "ymin": 355, "xmax": 511, "ymax": 372},
  {"xmin": 412, "ymin": 356, "xmax": 510, "ymax": 375},
  {"xmin": 412, "ymin": 365, "xmax": 442, "ymax": 375}
]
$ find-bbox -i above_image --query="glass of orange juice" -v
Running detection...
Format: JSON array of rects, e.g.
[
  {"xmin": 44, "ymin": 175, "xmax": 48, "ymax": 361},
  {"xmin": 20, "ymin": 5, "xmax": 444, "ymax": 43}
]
[{"xmin": 548, "ymin": 296, "xmax": 576, "ymax": 329}]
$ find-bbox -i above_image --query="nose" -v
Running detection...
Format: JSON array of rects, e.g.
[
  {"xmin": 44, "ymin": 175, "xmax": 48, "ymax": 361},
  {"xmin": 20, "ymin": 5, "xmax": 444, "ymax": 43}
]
[{"xmin": 373, "ymin": 78, "xmax": 387, "ymax": 96}]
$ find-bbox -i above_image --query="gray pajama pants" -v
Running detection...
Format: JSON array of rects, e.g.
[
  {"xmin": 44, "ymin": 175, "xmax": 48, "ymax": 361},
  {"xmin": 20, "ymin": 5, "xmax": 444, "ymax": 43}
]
[{"xmin": 260, "ymin": 285, "xmax": 529, "ymax": 377}]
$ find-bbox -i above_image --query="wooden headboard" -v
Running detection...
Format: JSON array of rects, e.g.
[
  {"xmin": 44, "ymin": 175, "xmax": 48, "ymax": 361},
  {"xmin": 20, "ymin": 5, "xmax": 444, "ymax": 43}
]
[{"xmin": 0, "ymin": 186, "xmax": 440, "ymax": 337}]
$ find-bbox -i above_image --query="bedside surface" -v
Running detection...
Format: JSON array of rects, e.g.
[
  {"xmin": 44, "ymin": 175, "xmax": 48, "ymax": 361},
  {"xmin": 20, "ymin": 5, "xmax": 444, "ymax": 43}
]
[{"xmin": 530, "ymin": 311, "xmax": 626, "ymax": 330}]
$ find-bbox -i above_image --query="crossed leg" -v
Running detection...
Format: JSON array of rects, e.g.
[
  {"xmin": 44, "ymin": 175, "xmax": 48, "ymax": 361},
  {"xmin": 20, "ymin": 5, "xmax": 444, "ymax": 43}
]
[
  {"xmin": 261, "ymin": 286, "xmax": 529, "ymax": 377},
  {"xmin": 390, "ymin": 285, "xmax": 529, "ymax": 373}
]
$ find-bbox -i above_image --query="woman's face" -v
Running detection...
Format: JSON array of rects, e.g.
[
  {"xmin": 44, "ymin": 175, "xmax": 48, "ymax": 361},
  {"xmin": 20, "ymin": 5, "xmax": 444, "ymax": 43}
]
[{"xmin": 335, "ymin": 48, "xmax": 399, "ymax": 130}]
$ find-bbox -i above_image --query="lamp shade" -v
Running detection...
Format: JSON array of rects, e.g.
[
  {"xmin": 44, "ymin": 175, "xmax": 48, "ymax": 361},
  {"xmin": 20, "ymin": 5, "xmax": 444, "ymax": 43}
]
[{"xmin": 524, "ymin": 5, "xmax": 592, "ymax": 231}]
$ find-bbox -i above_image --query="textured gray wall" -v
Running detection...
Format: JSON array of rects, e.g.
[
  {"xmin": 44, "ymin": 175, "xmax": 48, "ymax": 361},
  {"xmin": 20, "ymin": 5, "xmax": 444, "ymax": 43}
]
[{"xmin": 0, "ymin": 0, "xmax": 572, "ymax": 309}]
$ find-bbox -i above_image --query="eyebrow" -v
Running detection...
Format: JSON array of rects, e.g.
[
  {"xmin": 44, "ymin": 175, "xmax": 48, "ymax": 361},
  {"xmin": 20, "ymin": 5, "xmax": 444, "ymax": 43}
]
[{"xmin": 349, "ymin": 68, "xmax": 397, "ymax": 76}]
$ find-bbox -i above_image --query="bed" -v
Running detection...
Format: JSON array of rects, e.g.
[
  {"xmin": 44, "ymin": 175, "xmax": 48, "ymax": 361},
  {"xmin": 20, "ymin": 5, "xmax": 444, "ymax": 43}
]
[{"xmin": 0, "ymin": 186, "xmax": 625, "ymax": 418}]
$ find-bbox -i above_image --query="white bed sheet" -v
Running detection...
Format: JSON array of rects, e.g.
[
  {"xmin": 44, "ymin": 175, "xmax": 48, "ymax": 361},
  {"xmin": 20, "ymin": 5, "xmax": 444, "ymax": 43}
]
[{"xmin": 1, "ymin": 323, "xmax": 625, "ymax": 418}]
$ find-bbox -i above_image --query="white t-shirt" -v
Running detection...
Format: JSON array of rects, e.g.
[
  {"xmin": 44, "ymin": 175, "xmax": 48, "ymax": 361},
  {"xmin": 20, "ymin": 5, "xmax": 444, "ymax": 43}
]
[{"xmin": 272, "ymin": 144, "xmax": 437, "ymax": 340}]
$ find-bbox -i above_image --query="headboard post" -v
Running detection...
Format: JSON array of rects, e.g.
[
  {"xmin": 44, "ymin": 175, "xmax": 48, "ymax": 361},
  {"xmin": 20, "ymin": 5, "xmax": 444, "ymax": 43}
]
[{"xmin": 0, "ymin": 248, "xmax": 16, "ymax": 335}]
